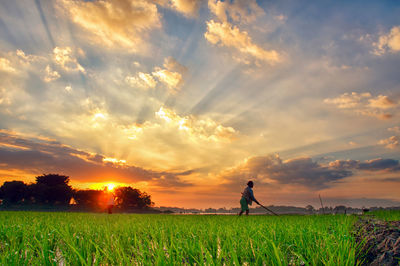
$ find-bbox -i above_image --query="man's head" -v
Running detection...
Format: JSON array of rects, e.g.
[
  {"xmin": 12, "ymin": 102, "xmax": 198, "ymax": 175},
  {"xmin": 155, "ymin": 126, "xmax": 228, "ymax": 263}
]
[{"xmin": 247, "ymin": 181, "xmax": 254, "ymax": 188}]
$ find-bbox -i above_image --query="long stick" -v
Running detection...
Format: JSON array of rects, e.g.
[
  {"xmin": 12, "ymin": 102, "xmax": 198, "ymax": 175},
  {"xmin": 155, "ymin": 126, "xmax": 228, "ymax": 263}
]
[
  {"xmin": 319, "ymin": 194, "xmax": 325, "ymax": 215},
  {"xmin": 259, "ymin": 204, "xmax": 279, "ymax": 216}
]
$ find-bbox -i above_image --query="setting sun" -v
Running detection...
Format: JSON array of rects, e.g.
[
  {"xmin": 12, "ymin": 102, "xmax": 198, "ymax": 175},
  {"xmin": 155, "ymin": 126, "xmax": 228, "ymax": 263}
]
[{"xmin": 107, "ymin": 183, "xmax": 115, "ymax": 191}]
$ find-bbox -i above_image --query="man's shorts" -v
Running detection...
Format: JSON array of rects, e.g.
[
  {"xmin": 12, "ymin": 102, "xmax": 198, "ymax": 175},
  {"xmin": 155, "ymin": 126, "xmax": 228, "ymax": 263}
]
[{"xmin": 240, "ymin": 197, "xmax": 249, "ymax": 211}]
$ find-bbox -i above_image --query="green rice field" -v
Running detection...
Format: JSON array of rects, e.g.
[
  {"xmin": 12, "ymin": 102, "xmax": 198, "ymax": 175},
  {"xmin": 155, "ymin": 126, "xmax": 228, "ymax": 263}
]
[
  {"xmin": 370, "ymin": 209, "xmax": 400, "ymax": 221},
  {"xmin": 0, "ymin": 211, "xmax": 366, "ymax": 265}
]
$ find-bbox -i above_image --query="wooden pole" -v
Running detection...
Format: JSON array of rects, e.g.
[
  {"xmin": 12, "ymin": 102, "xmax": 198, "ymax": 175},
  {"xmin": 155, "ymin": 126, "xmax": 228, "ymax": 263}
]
[{"xmin": 319, "ymin": 194, "xmax": 325, "ymax": 214}]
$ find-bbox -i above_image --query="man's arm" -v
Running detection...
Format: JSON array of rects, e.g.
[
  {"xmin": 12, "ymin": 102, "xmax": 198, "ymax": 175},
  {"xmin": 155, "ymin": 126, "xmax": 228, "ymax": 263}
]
[{"xmin": 250, "ymin": 189, "xmax": 260, "ymax": 205}]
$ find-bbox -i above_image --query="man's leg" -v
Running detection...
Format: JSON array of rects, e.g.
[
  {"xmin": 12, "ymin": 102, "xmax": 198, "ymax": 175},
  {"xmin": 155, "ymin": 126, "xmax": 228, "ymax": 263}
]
[{"xmin": 245, "ymin": 209, "xmax": 249, "ymax": 216}]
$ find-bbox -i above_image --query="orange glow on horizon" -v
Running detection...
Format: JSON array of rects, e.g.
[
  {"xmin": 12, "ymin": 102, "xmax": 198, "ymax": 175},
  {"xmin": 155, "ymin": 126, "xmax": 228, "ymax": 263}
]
[{"xmin": 87, "ymin": 181, "xmax": 129, "ymax": 191}]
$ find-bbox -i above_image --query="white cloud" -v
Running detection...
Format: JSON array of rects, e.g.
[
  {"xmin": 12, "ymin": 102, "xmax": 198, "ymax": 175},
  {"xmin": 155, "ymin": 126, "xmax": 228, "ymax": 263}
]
[
  {"xmin": 65, "ymin": 85, "xmax": 72, "ymax": 92},
  {"xmin": 324, "ymin": 92, "xmax": 398, "ymax": 119},
  {"xmin": 204, "ymin": 20, "xmax": 281, "ymax": 65},
  {"xmin": 374, "ymin": 26, "xmax": 400, "ymax": 55}
]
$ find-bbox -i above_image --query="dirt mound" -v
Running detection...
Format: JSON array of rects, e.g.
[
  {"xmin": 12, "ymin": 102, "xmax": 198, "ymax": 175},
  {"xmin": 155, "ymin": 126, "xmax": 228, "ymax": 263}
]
[{"xmin": 354, "ymin": 217, "xmax": 400, "ymax": 265}]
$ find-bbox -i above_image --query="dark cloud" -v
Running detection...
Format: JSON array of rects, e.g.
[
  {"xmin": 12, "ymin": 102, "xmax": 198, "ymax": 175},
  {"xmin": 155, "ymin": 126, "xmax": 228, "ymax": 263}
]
[
  {"xmin": 330, "ymin": 158, "xmax": 400, "ymax": 172},
  {"xmin": 381, "ymin": 177, "xmax": 400, "ymax": 182},
  {"xmin": 221, "ymin": 155, "xmax": 400, "ymax": 190},
  {"xmin": 0, "ymin": 130, "xmax": 192, "ymax": 187},
  {"xmin": 358, "ymin": 158, "xmax": 400, "ymax": 171},
  {"xmin": 221, "ymin": 154, "xmax": 352, "ymax": 189}
]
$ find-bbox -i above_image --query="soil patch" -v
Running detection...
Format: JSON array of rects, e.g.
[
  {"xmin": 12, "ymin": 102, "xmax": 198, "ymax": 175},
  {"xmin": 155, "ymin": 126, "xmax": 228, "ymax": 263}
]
[{"xmin": 354, "ymin": 217, "xmax": 400, "ymax": 265}]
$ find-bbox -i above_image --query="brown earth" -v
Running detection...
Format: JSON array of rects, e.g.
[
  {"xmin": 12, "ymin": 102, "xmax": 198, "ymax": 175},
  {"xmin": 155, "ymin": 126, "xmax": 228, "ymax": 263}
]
[{"xmin": 354, "ymin": 217, "xmax": 400, "ymax": 265}]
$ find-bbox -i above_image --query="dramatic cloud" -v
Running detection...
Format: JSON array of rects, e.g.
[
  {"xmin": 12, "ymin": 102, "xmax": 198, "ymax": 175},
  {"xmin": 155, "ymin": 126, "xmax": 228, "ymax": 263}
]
[
  {"xmin": 220, "ymin": 154, "xmax": 352, "ymax": 189},
  {"xmin": 208, "ymin": 0, "xmax": 264, "ymax": 24},
  {"xmin": 0, "ymin": 130, "xmax": 192, "ymax": 187},
  {"xmin": 324, "ymin": 92, "xmax": 398, "ymax": 119},
  {"xmin": 205, "ymin": 20, "xmax": 281, "ymax": 65},
  {"xmin": 330, "ymin": 158, "xmax": 400, "ymax": 172},
  {"xmin": 58, "ymin": 0, "xmax": 161, "ymax": 52},
  {"xmin": 374, "ymin": 25, "xmax": 400, "ymax": 55},
  {"xmin": 221, "ymin": 155, "xmax": 400, "ymax": 191}
]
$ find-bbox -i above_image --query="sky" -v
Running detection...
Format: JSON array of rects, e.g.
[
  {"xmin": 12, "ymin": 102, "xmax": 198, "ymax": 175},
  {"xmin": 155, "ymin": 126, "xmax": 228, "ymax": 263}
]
[{"xmin": 0, "ymin": 0, "xmax": 399, "ymax": 209}]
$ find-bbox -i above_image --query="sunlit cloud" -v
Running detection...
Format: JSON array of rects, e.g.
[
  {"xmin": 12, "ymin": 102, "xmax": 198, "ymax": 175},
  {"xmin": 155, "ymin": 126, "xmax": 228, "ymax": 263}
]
[
  {"xmin": 125, "ymin": 57, "xmax": 186, "ymax": 92},
  {"xmin": 0, "ymin": 130, "xmax": 192, "ymax": 188},
  {"xmin": 324, "ymin": 92, "xmax": 398, "ymax": 119},
  {"xmin": 58, "ymin": 0, "xmax": 161, "ymax": 52},
  {"xmin": 204, "ymin": 20, "xmax": 281, "ymax": 65},
  {"xmin": 0, "ymin": 58, "xmax": 16, "ymax": 73},
  {"xmin": 152, "ymin": 57, "xmax": 187, "ymax": 93},
  {"xmin": 53, "ymin": 47, "xmax": 85, "ymax": 72},
  {"xmin": 155, "ymin": 106, "xmax": 236, "ymax": 142},
  {"xmin": 388, "ymin": 126, "xmax": 400, "ymax": 133},
  {"xmin": 378, "ymin": 136, "xmax": 399, "ymax": 149},
  {"xmin": 44, "ymin": 65, "xmax": 60, "ymax": 82},
  {"xmin": 126, "ymin": 72, "xmax": 157, "ymax": 89},
  {"xmin": 208, "ymin": 0, "xmax": 264, "ymax": 24},
  {"xmin": 157, "ymin": 0, "xmax": 203, "ymax": 17},
  {"xmin": 374, "ymin": 25, "xmax": 400, "ymax": 55}
]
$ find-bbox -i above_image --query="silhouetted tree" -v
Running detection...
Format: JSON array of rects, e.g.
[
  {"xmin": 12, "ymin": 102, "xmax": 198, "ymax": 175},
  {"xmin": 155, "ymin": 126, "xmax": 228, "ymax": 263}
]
[
  {"xmin": 73, "ymin": 189, "xmax": 104, "ymax": 209},
  {"xmin": 115, "ymin": 186, "xmax": 153, "ymax": 209},
  {"xmin": 305, "ymin": 205, "xmax": 315, "ymax": 214},
  {"xmin": 31, "ymin": 174, "xmax": 73, "ymax": 205},
  {"xmin": 0, "ymin": 181, "xmax": 28, "ymax": 204},
  {"xmin": 333, "ymin": 205, "xmax": 347, "ymax": 214}
]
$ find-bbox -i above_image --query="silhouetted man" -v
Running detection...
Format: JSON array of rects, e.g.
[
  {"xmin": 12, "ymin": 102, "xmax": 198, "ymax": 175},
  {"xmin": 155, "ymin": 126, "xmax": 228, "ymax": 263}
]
[{"xmin": 239, "ymin": 181, "xmax": 260, "ymax": 216}]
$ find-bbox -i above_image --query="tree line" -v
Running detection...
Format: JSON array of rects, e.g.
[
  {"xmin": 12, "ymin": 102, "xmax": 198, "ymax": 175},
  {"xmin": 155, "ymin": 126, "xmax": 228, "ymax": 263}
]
[{"xmin": 0, "ymin": 174, "xmax": 153, "ymax": 212}]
